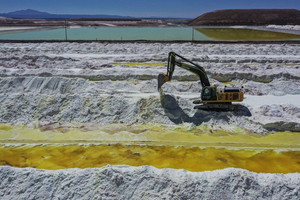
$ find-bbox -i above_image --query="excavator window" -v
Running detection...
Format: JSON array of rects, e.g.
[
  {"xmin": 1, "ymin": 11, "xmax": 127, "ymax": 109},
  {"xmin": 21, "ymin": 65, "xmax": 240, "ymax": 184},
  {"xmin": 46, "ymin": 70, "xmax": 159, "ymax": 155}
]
[
  {"xmin": 204, "ymin": 88, "xmax": 210, "ymax": 95},
  {"xmin": 202, "ymin": 87, "xmax": 217, "ymax": 101},
  {"xmin": 202, "ymin": 88, "xmax": 211, "ymax": 100}
]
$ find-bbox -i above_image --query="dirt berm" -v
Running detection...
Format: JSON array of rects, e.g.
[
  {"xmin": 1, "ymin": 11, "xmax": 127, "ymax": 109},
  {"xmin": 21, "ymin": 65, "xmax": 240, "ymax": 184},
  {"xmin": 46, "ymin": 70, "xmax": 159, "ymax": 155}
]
[{"xmin": 188, "ymin": 9, "xmax": 300, "ymax": 26}]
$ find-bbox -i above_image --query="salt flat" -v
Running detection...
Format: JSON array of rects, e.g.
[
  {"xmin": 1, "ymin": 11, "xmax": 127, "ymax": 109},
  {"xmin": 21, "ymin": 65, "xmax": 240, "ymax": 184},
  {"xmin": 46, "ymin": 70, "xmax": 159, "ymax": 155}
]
[
  {"xmin": 0, "ymin": 42, "xmax": 299, "ymax": 199},
  {"xmin": 1, "ymin": 165, "xmax": 300, "ymax": 199},
  {"xmin": 0, "ymin": 42, "xmax": 299, "ymax": 132}
]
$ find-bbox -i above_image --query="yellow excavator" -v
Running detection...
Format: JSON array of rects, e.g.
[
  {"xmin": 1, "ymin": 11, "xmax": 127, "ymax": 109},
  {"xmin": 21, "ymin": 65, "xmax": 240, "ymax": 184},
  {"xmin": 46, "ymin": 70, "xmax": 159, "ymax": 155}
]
[{"xmin": 158, "ymin": 52, "xmax": 244, "ymax": 111}]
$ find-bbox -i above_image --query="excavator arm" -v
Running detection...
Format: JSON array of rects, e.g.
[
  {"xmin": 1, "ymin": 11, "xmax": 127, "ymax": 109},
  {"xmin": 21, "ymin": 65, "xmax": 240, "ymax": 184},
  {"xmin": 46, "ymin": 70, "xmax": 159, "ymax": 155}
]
[{"xmin": 158, "ymin": 52, "xmax": 210, "ymax": 90}]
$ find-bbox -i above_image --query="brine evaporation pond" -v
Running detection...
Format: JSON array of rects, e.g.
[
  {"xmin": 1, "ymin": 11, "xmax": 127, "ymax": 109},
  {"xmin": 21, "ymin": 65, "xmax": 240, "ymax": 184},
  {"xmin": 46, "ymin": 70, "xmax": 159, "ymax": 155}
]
[
  {"xmin": 0, "ymin": 27, "xmax": 209, "ymax": 41},
  {"xmin": 0, "ymin": 27, "xmax": 299, "ymax": 41}
]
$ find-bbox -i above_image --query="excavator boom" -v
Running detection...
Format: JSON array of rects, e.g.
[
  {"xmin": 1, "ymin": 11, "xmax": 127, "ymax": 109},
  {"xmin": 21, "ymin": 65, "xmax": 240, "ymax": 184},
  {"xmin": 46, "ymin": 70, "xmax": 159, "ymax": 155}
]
[{"xmin": 158, "ymin": 52, "xmax": 210, "ymax": 90}]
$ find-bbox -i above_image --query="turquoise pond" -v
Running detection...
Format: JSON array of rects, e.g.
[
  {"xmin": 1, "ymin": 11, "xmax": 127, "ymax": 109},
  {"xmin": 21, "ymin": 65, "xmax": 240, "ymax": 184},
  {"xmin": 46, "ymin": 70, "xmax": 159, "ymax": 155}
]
[
  {"xmin": 0, "ymin": 27, "xmax": 211, "ymax": 41},
  {"xmin": 0, "ymin": 27, "xmax": 299, "ymax": 41}
]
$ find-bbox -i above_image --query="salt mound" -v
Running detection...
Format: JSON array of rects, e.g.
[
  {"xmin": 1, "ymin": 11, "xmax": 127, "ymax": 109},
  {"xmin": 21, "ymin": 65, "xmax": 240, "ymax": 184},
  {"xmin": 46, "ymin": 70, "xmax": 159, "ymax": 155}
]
[{"xmin": 0, "ymin": 165, "xmax": 299, "ymax": 199}]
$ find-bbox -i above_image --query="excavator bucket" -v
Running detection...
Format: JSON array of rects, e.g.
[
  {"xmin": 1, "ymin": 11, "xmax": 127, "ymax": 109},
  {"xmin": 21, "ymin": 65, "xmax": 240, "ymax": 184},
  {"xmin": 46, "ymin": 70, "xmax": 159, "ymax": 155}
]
[{"xmin": 157, "ymin": 73, "xmax": 169, "ymax": 91}]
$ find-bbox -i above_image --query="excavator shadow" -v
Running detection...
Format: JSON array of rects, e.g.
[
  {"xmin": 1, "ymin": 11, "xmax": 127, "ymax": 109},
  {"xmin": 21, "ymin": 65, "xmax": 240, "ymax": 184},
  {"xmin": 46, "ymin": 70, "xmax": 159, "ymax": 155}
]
[{"xmin": 160, "ymin": 94, "xmax": 252, "ymax": 125}]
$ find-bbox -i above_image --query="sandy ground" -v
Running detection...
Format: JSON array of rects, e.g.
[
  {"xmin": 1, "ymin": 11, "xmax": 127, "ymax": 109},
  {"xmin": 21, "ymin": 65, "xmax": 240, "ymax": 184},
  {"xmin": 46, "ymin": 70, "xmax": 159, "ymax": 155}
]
[
  {"xmin": 0, "ymin": 42, "xmax": 299, "ymax": 199},
  {"xmin": 266, "ymin": 25, "xmax": 300, "ymax": 32},
  {"xmin": 0, "ymin": 26, "xmax": 40, "ymax": 31},
  {"xmin": 0, "ymin": 26, "xmax": 58, "ymax": 34}
]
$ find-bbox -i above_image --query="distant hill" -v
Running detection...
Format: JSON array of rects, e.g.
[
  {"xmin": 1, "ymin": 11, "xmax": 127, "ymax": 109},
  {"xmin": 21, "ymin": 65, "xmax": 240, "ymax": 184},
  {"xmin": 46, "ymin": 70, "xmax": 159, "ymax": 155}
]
[
  {"xmin": 188, "ymin": 9, "xmax": 300, "ymax": 26},
  {"xmin": 0, "ymin": 9, "xmax": 134, "ymax": 19}
]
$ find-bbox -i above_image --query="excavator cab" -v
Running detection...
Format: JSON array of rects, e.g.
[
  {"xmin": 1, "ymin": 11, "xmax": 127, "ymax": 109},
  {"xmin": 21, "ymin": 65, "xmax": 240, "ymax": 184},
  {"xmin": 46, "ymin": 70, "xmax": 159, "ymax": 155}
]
[
  {"xmin": 158, "ymin": 52, "xmax": 244, "ymax": 111},
  {"xmin": 201, "ymin": 86, "xmax": 218, "ymax": 101}
]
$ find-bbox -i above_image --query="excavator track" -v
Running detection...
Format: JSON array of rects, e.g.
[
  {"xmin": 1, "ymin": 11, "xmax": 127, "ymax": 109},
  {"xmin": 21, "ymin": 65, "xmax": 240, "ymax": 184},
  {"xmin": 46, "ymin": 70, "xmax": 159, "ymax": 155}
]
[{"xmin": 194, "ymin": 103, "xmax": 238, "ymax": 111}]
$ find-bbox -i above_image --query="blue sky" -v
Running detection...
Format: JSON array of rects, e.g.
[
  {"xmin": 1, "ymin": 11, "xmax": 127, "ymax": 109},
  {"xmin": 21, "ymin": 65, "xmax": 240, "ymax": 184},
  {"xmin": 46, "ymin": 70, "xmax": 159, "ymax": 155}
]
[{"xmin": 1, "ymin": 0, "xmax": 299, "ymax": 18}]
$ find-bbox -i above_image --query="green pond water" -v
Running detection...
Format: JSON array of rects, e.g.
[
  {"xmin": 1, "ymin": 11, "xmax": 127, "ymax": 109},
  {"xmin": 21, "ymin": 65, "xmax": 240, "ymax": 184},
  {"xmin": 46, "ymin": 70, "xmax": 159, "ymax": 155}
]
[
  {"xmin": 0, "ymin": 27, "xmax": 299, "ymax": 41},
  {"xmin": 196, "ymin": 28, "xmax": 300, "ymax": 41},
  {"xmin": 0, "ymin": 27, "xmax": 210, "ymax": 41}
]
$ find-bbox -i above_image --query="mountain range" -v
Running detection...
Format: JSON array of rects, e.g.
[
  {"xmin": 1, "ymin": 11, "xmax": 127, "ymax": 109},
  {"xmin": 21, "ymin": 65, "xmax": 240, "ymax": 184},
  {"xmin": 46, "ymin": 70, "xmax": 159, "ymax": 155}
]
[
  {"xmin": 0, "ymin": 9, "xmax": 191, "ymax": 20},
  {"xmin": 0, "ymin": 9, "xmax": 134, "ymax": 19}
]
